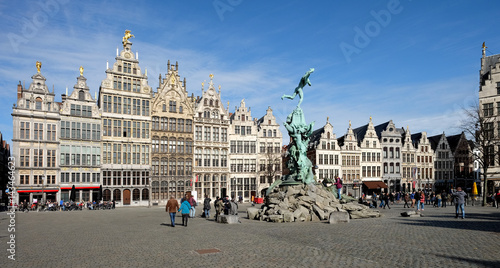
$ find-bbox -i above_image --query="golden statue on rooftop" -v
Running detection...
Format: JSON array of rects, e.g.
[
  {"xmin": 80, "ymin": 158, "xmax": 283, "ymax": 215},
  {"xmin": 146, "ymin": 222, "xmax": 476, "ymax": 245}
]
[
  {"xmin": 122, "ymin": 30, "xmax": 134, "ymax": 47},
  {"xmin": 79, "ymin": 66, "xmax": 84, "ymax": 76},
  {"xmin": 36, "ymin": 61, "xmax": 42, "ymax": 73}
]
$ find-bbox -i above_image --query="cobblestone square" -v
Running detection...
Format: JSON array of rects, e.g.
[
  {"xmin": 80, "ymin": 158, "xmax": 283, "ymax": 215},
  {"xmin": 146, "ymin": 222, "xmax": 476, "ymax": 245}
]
[{"xmin": 1, "ymin": 203, "xmax": 499, "ymax": 267}]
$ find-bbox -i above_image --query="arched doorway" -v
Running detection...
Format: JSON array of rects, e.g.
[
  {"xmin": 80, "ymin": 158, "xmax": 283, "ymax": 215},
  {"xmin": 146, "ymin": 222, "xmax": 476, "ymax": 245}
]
[{"xmin": 123, "ymin": 189, "xmax": 131, "ymax": 205}]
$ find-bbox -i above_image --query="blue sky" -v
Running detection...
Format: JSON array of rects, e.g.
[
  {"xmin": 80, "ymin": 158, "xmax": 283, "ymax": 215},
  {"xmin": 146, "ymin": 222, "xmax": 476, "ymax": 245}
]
[{"xmin": 1, "ymin": 0, "xmax": 499, "ymax": 144}]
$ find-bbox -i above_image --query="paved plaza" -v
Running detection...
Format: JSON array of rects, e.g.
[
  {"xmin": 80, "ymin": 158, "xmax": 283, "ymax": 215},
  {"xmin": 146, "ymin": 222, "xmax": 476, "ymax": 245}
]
[{"xmin": 1, "ymin": 202, "xmax": 500, "ymax": 268}]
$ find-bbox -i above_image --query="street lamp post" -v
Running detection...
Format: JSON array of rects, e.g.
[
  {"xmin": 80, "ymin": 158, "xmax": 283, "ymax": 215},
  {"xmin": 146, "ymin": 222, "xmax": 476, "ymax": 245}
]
[{"xmin": 148, "ymin": 178, "xmax": 151, "ymax": 208}]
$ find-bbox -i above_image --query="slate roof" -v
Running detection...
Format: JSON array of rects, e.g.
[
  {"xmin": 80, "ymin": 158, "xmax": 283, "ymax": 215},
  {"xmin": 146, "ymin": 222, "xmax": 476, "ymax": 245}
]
[
  {"xmin": 481, "ymin": 54, "xmax": 500, "ymax": 86},
  {"xmin": 427, "ymin": 134, "xmax": 443, "ymax": 151},
  {"xmin": 411, "ymin": 132, "xmax": 423, "ymax": 147},
  {"xmin": 446, "ymin": 133, "xmax": 463, "ymax": 153},
  {"xmin": 337, "ymin": 121, "xmax": 391, "ymax": 147},
  {"xmin": 309, "ymin": 127, "xmax": 325, "ymax": 146}
]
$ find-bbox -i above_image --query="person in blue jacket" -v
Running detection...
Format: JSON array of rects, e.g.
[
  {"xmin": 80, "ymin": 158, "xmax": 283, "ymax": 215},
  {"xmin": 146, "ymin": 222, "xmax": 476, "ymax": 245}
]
[{"xmin": 179, "ymin": 199, "xmax": 192, "ymax": 227}]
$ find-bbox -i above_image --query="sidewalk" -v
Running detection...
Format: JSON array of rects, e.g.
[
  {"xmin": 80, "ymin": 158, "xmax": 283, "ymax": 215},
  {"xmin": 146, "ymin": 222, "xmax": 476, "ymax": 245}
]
[{"xmin": 1, "ymin": 201, "xmax": 499, "ymax": 267}]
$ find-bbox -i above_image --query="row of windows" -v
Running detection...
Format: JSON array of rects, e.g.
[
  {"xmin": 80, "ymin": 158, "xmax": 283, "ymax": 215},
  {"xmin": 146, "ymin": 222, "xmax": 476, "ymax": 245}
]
[
  {"xmin": 434, "ymin": 161, "xmax": 453, "ymax": 169},
  {"xmin": 103, "ymin": 119, "xmax": 149, "ymax": 138},
  {"xmin": 230, "ymin": 141, "xmax": 257, "ymax": 154},
  {"xmin": 362, "ymin": 166, "xmax": 381, "ymax": 177},
  {"xmin": 318, "ymin": 154, "xmax": 339, "ymax": 165},
  {"xmin": 60, "ymin": 145, "xmax": 101, "ymax": 166},
  {"xmin": 383, "ymin": 163, "xmax": 401, "ymax": 174},
  {"xmin": 195, "ymin": 126, "xmax": 228, "ymax": 142},
  {"xmin": 19, "ymin": 175, "xmax": 56, "ymax": 185},
  {"xmin": 102, "ymin": 170, "xmax": 149, "ymax": 186},
  {"xmin": 234, "ymin": 126, "xmax": 252, "ymax": 135},
  {"xmin": 342, "ymin": 155, "xmax": 360, "ymax": 166},
  {"xmin": 151, "ymin": 158, "xmax": 193, "ymax": 176},
  {"xmin": 402, "ymin": 167, "xmax": 433, "ymax": 179},
  {"xmin": 113, "ymin": 75, "xmax": 141, "ymax": 92},
  {"xmin": 194, "ymin": 148, "xmax": 228, "ymax": 167},
  {"xmin": 383, "ymin": 147, "xmax": 400, "ymax": 159},
  {"xmin": 361, "ymin": 152, "xmax": 381, "ymax": 162},
  {"xmin": 61, "ymin": 121, "xmax": 101, "ymax": 141},
  {"xmin": 152, "ymin": 117, "xmax": 192, "ymax": 132},
  {"xmin": 25, "ymin": 98, "xmax": 53, "ymax": 111},
  {"xmin": 70, "ymin": 104, "xmax": 93, "ymax": 117},
  {"xmin": 321, "ymin": 141, "xmax": 336, "ymax": 150},
  {"xmin": 258, "ymin": 160, "xmax": 281, "ymax": 173},
  {"xmin": 152, "ymin": 137, "xmax": 193, "ymax": 154},
  {"xmin": 102, "ymin": 95, "xmax": 149, "ymax": 115},
  {"xmin": 60, "ymin": 172, "xmax": 100, "ymax": 183},
  {"xmin": 102, "ymin": 143, "xmax": 150, "ymax": 165},
  {"xmin": 19, "ymin": 149, "xmax": 56, "ymax": 168},
  {"xmin": 259, "ymin": 142, "xmax": 281, "ymax": 154},
  {"xmin": 20, "ymin": 122, "xmax": 57, "ymax": 141},
  {"xmin": 262, "ymin": 129, "xmax": 277, "ymax": 137},
  {"xmin": 230, "ymin": 159, "xmax": 257, "ymax": 173}
]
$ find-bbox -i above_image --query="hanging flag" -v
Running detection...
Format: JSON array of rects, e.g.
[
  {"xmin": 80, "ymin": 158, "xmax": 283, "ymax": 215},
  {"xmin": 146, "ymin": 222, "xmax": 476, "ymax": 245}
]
[{"xmin": 195, "ymin": 175, "xmax": 199, "ymax": 182}]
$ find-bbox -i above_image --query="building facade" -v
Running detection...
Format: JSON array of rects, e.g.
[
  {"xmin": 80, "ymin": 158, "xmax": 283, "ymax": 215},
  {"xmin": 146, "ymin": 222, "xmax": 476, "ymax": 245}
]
[
  {"xmin": 151, "ymin": 61, "xmax": 195, "ymax": 204},
  {"xmin": 256, "ymin": 106, "xmax": 283, "ymax": 196},
  {"xmin": 229, "ymin": 99, "xmax": 258, "ymax": 201},
  {"xmin": 429, "ymin": 133, "xmax": 454, "ymax": 191},
  {"xmin": 12, "ymin": 62, "xmax": 60, "ymax": 205},
  {"xmin": 98, "ymin": 37, "xmax": 152, "ymax": 206},
  {"xmin": 193, "ymin": 75, "xmax": 230, "ymax": 201},
  {"xmin": 59, "ymin": 69, "xmax": 101, "ymax": 202}
]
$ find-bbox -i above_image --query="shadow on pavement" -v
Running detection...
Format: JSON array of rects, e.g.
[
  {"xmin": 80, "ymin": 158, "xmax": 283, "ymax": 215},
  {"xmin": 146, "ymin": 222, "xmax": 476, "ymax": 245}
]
[{"xmin": 432, "ymin": 253, "xmax": 500, "ymax": 267}]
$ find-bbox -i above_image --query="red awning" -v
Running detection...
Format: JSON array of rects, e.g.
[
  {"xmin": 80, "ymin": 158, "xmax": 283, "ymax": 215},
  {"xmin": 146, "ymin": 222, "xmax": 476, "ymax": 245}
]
[
  {"xmin": 363, "ymin": 181, "xmax": 388, "ymax": 189},
  {"xmin": 18, "ymin": 189, "xmax": 59, "ymax": 193},
  {"xmin": 60, "ymin": 186, "xmax": 101, "ymax": 190}
]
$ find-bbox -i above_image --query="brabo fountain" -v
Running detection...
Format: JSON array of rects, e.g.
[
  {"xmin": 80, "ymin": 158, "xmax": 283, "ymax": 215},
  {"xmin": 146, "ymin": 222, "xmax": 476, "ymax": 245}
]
[{"xmin": 248, "ymin": 69, "xmax": 381, "ymax": 223}]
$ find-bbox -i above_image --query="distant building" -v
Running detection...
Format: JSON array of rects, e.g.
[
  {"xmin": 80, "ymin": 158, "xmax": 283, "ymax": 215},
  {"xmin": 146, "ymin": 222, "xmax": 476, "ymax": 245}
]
[
  {"xmin": 429, "ymin": 133, "xmax": 454, "ymax": 191},
  {"xmin": 478, "ymin": 45, "xmax": 500, "ymax": 193},
  {"xmin": 12, "ymin": 63, "xmax": 60, "ymax": 205},
  {"xmin": 98, "ymin": 37, "xmax": 153, "ymax": 206},
  {"xmin": 59, "ymin": 68, "xmax": 101, "ymax": 202},
  {"xmin": 446, "ymin": 132, "xmax": 474, "ymax": 190},
  {"xmin": 193, "ymin": 75, "xmax": 230, "ymax": 201},
  {"xmin": 151, "ymin": 61, "xmax": 195, "ymax": 204},
  {"xmin": 256, "ymin": 106, "xmax": 282, "ymax": 196},
  {"xmin": 307, "ymin": 117, "xmax": 342, "ymax": 191}
]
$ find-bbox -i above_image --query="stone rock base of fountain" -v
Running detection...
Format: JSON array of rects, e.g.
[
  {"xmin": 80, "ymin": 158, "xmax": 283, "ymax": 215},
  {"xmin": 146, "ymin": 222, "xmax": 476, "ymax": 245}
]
[{"xmin": 248, "ymin": 184, "xmax": 380, "ymax": 222}]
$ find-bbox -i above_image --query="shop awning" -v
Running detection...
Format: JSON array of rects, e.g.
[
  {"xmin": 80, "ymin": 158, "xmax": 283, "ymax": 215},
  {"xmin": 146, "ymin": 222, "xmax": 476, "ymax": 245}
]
[
  {"xmin": 363, "ymin": 181, "xmax": 388, "ymax": 189},
  {"xmin": 18, "ymin": 189, "xmax": 59, "ymax": 193},
  {"xmin": 60, "ymin": 186, "xmax": 101, "ymax": 190}
]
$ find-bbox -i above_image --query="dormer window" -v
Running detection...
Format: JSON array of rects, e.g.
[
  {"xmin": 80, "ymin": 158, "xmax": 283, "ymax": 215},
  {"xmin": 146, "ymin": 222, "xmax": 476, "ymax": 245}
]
[
  {"xmin": 79, "ymin": 90, "xmax": 85, "ymax": 101},
  {"xmin": 35, "ymin": 97, "xmax": 42, "ymax": 110},
  {"xmin": 25, "ymin": 99, "xmax": 30, "ymax": 109}
]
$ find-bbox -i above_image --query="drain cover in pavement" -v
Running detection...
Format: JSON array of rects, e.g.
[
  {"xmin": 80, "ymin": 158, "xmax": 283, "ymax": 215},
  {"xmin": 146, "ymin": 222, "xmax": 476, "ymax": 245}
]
[{"xmin": 195, "ymin": 248, "xmax": 221, "ymax": 255}]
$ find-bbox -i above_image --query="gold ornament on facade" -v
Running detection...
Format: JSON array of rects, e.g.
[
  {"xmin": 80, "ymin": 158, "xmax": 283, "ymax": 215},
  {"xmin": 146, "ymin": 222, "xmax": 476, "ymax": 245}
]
[
  {"xmin": 36, "ymin": 61, "xmax": 42, "ymax": 73},
  {"xmin": 79, "ymin": 66, "xmax": 84, "ymax": 76},
  {"xmin": 209, "ymin": 73, "xmax": 214, "ymax": 81},
  {"xmin": 122, "ymin": 30, "xmax": 135, "ymax": 47}
]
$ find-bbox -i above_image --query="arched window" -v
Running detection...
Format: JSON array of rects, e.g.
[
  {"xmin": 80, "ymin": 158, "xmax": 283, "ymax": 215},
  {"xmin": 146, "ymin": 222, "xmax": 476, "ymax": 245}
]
[
  {"xmin": 103, "ymin": 189, "xmax": 111, "ymax": 201},
  {"xmin": 152, "ymin": 181, "xmax": 159, "ymax": 199},
  {"xmin": 268, "ymin": 130, "xmax": 272, "ymax": 137},
  {"xmin": 113, "ymin": 189, "xmax": 121, "ymax": 201},
  {"xmin": 132, "ymin": 189, "xmax": 140, "ymax": 201},
  {"xmin": 79, "ymin": 90, "xmax": 85, "ymax": 101},
  {"xmin": 142, "ymin": 189, "xmax": 149, "ymax": 200}
]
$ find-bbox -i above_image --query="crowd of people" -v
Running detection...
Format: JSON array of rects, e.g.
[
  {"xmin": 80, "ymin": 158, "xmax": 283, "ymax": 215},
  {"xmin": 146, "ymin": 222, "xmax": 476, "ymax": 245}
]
[
  {"xmin": 358, "ymin": 187, "xmax": 488, "ymax": 219},
  {"xmin": 17, "ymin": 199, "xmax": 115, "ymax": 212},
  {"xmin": 165, "ymin": 194, "xmax": 239, "ymax": 227}
]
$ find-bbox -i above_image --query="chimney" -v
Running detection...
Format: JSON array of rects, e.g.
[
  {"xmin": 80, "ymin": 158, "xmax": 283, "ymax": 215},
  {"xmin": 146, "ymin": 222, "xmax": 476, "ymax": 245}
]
[
  {"xmin": 17, "ymin": 81, "xmax": 23, "ymax": 100},
  {"xmin": 167, "ymin": 60, "xmax": 170, "ymax": 70}
]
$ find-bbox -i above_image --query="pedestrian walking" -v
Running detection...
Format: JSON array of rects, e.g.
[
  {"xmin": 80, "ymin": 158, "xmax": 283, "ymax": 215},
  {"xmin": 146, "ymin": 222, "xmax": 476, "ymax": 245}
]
[
  {"xmin": 453, "ymin": 187, "xmax": 467, "ymax": 219},
  {"xmin": 441, "ymin": 191, "xmax": 447, "ymax": 208},
  {"xmin": 166, "ymin": 196, "xmax": 179, "ymax": 227},
  {"xmin": 334, "ymin": 176, "xmax": 343, "ymax": 200},
  {"xmin": 215, "ymin": 197, "xmax": 224, "ymax": 221},
  {"xmin": 437, "ymin": 193, "xmax": 442, "ymax": 208},
  {"xmin": 419, "ymin": 191, "xmax": 425, "ymax": 211},
  {"xmin": 403, "ymin": 193, "xmax": 410, "ymax": 208},
  {"xmin": 179, "ymin": 199, "xmax": 192, "ymax": 226},
  {"xmin": 203, "ymin": 195, "xmax": 211, "ymax": 219},
  {"xmin": 383, "ymin": 193, "xmax": 391, "ymax": 209},
  {"xmin": 188, "ymin": 194, "xmax": 197, "ymax": 218},
  {"xmin": 410, "ymin": 191, "xmax": 415, "ymax": 208}
]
